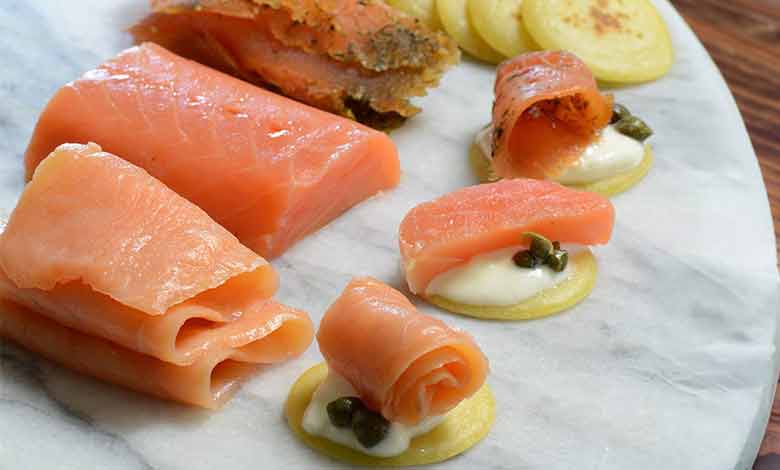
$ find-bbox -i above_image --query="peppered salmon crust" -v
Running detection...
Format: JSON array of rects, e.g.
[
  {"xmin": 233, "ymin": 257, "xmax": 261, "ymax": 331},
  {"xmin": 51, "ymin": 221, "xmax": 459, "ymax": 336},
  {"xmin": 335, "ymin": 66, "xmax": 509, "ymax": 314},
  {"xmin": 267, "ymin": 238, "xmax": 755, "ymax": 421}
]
[{"xmin": 132, "ymin": 0, "xmax": 460, "ymax": 128}]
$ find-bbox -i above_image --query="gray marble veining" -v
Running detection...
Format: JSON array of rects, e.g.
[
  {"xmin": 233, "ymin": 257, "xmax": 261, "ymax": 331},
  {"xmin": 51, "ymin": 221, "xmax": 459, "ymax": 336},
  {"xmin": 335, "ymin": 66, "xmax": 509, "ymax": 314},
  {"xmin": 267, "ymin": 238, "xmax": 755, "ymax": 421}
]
[{"xmin": 0, "ymin": 1, "xmax": 778, "ymax": 469}]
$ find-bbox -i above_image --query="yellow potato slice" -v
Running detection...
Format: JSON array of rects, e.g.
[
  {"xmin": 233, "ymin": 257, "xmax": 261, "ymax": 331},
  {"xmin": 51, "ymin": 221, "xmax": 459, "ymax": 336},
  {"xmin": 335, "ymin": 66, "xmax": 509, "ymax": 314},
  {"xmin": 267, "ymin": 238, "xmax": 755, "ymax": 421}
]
[
  {"xmin": 470, "ymin": 138, "xmax": 653, "ymax": 198},
  {"xmin": 386, "ymin": 0, "xmax": 442, "ymax": 30},
  {"xmin": 437, "ymin": 0, "xmax": 505, "ymax": 64},
  {"xmin": 468, "ymin": 0, "xmax": 537, "ymax": 59},
  {"xmin": 427, "ymin": 250, "xmax": 597, "ymax": 320},
  {"xmin": 521, "ymin": 0, "xmax": 674, "ymax": 83},
  {"xmin": 469, "ymin": 139, "xmax": 499, "ymax": 183},
  {"xmin": 568, "ymin": 146, "xmax": 654, "ymax": 197},
  {"xmin": 286, "ymin": 362, "xmax": 496, "ymax": 467}
]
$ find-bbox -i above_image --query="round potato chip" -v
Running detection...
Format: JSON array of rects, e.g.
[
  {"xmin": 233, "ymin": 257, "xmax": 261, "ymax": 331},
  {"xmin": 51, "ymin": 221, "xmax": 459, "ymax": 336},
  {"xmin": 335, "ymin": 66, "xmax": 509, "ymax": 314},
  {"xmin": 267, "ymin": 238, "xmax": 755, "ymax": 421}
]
[
  {"xmin": 437, "ymin": 0, "xmax": 504, "ymax": 64},
  {"xmin": 522, "ymin": 0, "xmax": 673, "ymax": 83},
  {"xmin": 468, "ymin": 0, "xmax": 537, "ymax": 58},
  {"xmin": 386, "ymin": 0, "xmax": 442, "ymax": 29},
  {"xmin": 286, "ymin": 362, "xmax": 495, "ymax": 466},
  {"xmin": 427, "ymin": 249, "xmax": 597, "ymax": 320}
]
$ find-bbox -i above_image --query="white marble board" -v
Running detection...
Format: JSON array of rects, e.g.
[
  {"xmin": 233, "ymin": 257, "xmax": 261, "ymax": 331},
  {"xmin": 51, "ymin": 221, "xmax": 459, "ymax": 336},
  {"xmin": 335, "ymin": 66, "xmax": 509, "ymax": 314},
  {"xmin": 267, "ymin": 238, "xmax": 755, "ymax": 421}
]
[{"xmin": 0, "ymin": 1, "xmax": 778, "ymax": 469}]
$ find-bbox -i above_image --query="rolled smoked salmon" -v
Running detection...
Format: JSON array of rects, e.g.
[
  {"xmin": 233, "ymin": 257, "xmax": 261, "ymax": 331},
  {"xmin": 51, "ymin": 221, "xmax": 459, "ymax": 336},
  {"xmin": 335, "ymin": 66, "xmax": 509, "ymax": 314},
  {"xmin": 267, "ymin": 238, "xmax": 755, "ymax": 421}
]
[
  {"xmin": 317, "ymin": 277, "xmax": 488, "ymax": 425},
  {"xmin": 399, "ymin": 179, "xmax": 614, "ymax": 294},
  {"xmin": 24, "ymin": 43, "xmax": 400, "ymax": 259},
  {"xmin": 0, "ymin": 301, "xmax": 258, "ymax": 408},
  {"xmin": 0, "ymin": 143, "xmax": 313, "ymax": 407},
  {"xmin": 131, "ymin": 0, "xmax": 460, "ymax": 128},
  {"xmin": 491, "ymin": 51, "xmax": 614, "ymax": 179}
]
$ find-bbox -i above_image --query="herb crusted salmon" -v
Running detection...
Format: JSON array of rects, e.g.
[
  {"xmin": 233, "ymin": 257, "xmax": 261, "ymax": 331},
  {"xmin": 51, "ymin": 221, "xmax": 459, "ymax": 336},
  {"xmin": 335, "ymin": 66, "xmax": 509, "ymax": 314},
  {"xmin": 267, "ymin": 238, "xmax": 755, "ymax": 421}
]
[
  {"xmin": 24, "ymin": 43, "xmax": 401, "ymax": 259},
  {"xmin": 131, "ymin": 0, "xmax": 461, "ymax": 128}
]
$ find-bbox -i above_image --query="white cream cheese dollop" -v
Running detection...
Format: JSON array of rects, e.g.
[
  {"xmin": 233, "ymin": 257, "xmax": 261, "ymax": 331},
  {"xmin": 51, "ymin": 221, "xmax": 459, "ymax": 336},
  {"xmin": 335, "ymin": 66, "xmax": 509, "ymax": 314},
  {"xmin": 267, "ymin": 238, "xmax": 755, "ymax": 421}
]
[
  {"xmin": 476, "ymin": 124, "xmax": 644, "ymax": 184},
  {"xmin": 302, "ymin": 370, "xmax": 445, "ymax": 458},
  {"xmin": 425, "ymin": 245, "xmax": 581, "ymax": 306}
]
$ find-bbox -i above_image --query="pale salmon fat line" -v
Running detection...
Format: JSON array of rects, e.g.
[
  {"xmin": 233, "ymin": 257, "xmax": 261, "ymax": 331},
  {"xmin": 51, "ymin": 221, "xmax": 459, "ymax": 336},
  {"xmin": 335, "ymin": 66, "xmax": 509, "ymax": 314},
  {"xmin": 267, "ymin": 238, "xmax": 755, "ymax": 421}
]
[
  {"xmin": 490, "ymin": 51, "xmax": 614, "ymax": 180},
  {"xmin": 24, "ymin": 42, "xmax": 401, "ymax": 259},
  {"xmin": 0, "ymin": 143, "xmax": 314, "ymax": 408},
  {"xmin": 316, "ymin": 277, "xmax": 488, "ymax": 425},
  {"xmin": 399, "ymin": 179, "xmax": 615, "ymax": 294}
]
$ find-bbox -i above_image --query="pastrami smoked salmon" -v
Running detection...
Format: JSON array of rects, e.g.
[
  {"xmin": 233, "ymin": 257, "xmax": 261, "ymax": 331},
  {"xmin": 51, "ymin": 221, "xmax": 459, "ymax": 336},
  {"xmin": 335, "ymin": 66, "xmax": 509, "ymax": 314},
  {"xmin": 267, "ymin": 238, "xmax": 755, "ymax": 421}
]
[
  {"xmin": 317, "ymin": 277, "xmax": 488, "ymax": 425},
  {"xmin": 24, "ymin": 43, "xmax": 400, "ymax": 259},
  {"xmin": 0, "ymin": 143, "xmax": 313, "ymax": 407},
  {"xmin": 131, "ymin": 0, "xmax": 460, "ymax": 128},
  {"xmin": 491, "ymin": 51, "xmax": 614, "ymax": 179},
  {"xmin": 399, "ymin": 179, "xmax": 614, "ymax": 294}
]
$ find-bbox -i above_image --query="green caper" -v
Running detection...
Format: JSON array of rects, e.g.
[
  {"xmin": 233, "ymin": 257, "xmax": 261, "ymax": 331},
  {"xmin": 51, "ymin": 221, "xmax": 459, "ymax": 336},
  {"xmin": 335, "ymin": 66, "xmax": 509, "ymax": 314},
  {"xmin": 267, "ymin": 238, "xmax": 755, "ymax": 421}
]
[
  {"xmin": 546, "ymin": 250, "xmax": 569, "ymax": 272},
  {"xmin": 513, "ymin": 250, "xmax": 539, "ymax": 269},
  {"xmin": 614, "ymin": 115, "xmax": 653, "ymax": 142},
  {"xmin": 523, "ymin": 232, "xmax": 554, "ymax": 260},
  {"xmin": 327, "ymin": 397, "xmax": 363, "ymax": 428},
  {"xmin": 610, "ymin": 103, "xmax": 631, "ymax": 124},
  {"xmin": 351, "ymin": 407, "xmax": 390, "ymax": 448}
]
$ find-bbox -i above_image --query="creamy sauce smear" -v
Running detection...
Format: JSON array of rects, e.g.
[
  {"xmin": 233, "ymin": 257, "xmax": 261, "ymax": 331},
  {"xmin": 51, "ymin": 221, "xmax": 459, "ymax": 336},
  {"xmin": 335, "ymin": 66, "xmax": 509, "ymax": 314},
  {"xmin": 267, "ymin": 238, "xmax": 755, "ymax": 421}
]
[
  {"xmin": 426, "ymin": 245, "xmax": 582, "ymax": 306},
  {"xmin": 476, "ymin": 124, "xmax": 644, "ymax": 184},
  {"xmin": 302, "ymin": 371, "xmax": 445, "ymax": 457}
]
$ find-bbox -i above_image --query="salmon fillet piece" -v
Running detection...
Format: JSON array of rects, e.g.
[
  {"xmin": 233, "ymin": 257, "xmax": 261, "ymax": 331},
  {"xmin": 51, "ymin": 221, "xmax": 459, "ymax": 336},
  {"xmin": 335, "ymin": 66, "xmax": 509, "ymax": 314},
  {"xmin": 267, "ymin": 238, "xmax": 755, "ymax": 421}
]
[
  {"xmin": 317, "ymin": 277, "xmax": 488, "ymax": 425},
  {"xmin": 0, "ymin": 143, "xmax": 313, "ymax": 406},
  {"xmin": 491, "ymin": 51, "xmax": 614, "ymax": 179},
  {"xmin": 24, "ymin": 43, "xmax": 400, "ymax": 258},
  {"xmin": 130, "ymin": 0, "xmax": 460, "ymax": 128},
  {"xmin": 399, "ymin": 179, "xmax": 615, "ymax": 294}
]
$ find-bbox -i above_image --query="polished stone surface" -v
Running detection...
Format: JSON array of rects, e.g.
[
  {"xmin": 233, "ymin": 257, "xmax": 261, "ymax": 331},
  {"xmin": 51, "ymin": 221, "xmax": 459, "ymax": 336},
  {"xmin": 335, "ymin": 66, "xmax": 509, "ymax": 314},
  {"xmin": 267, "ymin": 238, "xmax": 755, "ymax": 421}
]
[{"xmin": 0, "ymin": 1, "xmax": 778, "ymax": 469}]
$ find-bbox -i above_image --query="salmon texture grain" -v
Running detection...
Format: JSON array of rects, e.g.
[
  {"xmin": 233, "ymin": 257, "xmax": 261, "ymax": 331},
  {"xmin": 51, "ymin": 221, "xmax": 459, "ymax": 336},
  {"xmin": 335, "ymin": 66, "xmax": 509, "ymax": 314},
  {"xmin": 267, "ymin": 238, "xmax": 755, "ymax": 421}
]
[
  {"xmin": 399, "ymin": 179, "xmax": 615, "ymax": 294},
  {"xmin": 131, "ymin": 0, "xmax": 460, "ymax": 128},
  {"xmin": 491, "ymin": 51, "xmax": 614, "ymax": 179},
  {"xmin": 0, "ymin": 143, "xmax": 313, "ymax": 408},
  {"xmin": 24, "ymin": 43, "xmax": 400, "ymax": 258},
  {"xmin": 317, "ymin": 277, "xmax": 488, "ymax": 425}
]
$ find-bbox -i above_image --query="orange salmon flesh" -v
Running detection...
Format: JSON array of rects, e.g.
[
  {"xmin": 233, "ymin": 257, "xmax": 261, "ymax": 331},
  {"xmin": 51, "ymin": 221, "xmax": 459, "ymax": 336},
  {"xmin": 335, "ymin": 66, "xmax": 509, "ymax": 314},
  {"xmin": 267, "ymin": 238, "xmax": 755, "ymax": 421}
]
[{"xmin": 24, "ymin": 43, "xmax": 401, "ymax": 259}]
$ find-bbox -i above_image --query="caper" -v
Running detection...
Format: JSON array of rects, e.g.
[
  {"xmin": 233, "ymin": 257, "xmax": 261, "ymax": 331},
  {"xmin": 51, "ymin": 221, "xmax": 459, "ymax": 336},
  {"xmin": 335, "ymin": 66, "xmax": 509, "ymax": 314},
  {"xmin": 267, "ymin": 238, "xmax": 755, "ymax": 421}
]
[
  {"xmin": 327, "ymin": 396, "xmax": 363, "ymax": 428},
  {"xmin": 614, "ymin": 115, "xmax": 653, "ymax": 142},
  {"xmin": 513, "ymin": 250, "xmax": 539, "ymax": 269},
  {"xmin": 546, "ymin": 250, "xmax": 569, "ymax": 272},
  {"xmin": 610, "ymin": 103, "xmax": 631, "ymax": 124},
  {"xmin": 523, "ymin": 232, "xmax": 554, "ymax": 260},
  {"xmin": 351, "ymin": 407, "xmax": 390, "ymax": 448}
]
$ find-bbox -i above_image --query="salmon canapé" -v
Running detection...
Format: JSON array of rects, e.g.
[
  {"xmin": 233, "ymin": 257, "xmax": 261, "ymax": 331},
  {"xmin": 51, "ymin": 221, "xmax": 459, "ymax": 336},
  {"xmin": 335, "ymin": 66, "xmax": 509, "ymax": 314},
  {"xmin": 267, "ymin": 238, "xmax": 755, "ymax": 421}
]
[
  {"xmin": 0, "ymin": 143, "xmax": 313, "ymax": 408},
  {"xmin": 24, "ymin": 43, "xmax": 401, "ymax": 259},
  {"xmin": 399, "ymin": 179, "xmax": 614, "ymax": 296},
  {"xmin": 131, "ymin": 0, "xmax": 460, "ymax": 128},
  {"xmin": 286, "ymin": 277, "xmax": 493, "ymax": 464},
  {"xmin": 490, "ymin": 51, "xmax": 614, "ymax": 180}
]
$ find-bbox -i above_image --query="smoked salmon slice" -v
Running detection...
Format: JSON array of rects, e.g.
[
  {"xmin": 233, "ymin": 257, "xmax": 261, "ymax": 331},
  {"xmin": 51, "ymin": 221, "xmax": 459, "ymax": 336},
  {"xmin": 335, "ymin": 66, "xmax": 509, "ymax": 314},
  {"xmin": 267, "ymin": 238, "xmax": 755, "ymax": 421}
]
[
  {"xmin": 399, "ymin": 179, "xmax": 614, "ymax": 294},
  {"xmin": 0, "ymin": 301, "xmax": 258, "ymax": 408},
  {"xmin": 24, "ymin": 43, "xmax": 400, "ymax": 259},
  {"xmin": 317, "ymin": 277, "xmax": 488, "ymax": 425},
  {"xmin": 131, "ymin": 0, "xmax": 460, "ymax": 128},
  {"xmin": 491, "ymin": 51, "xmax": 614, "ymax": 179},
  {"xmin": 0, "ymin": 143, "xmax": 313, "ymax": 407}
]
